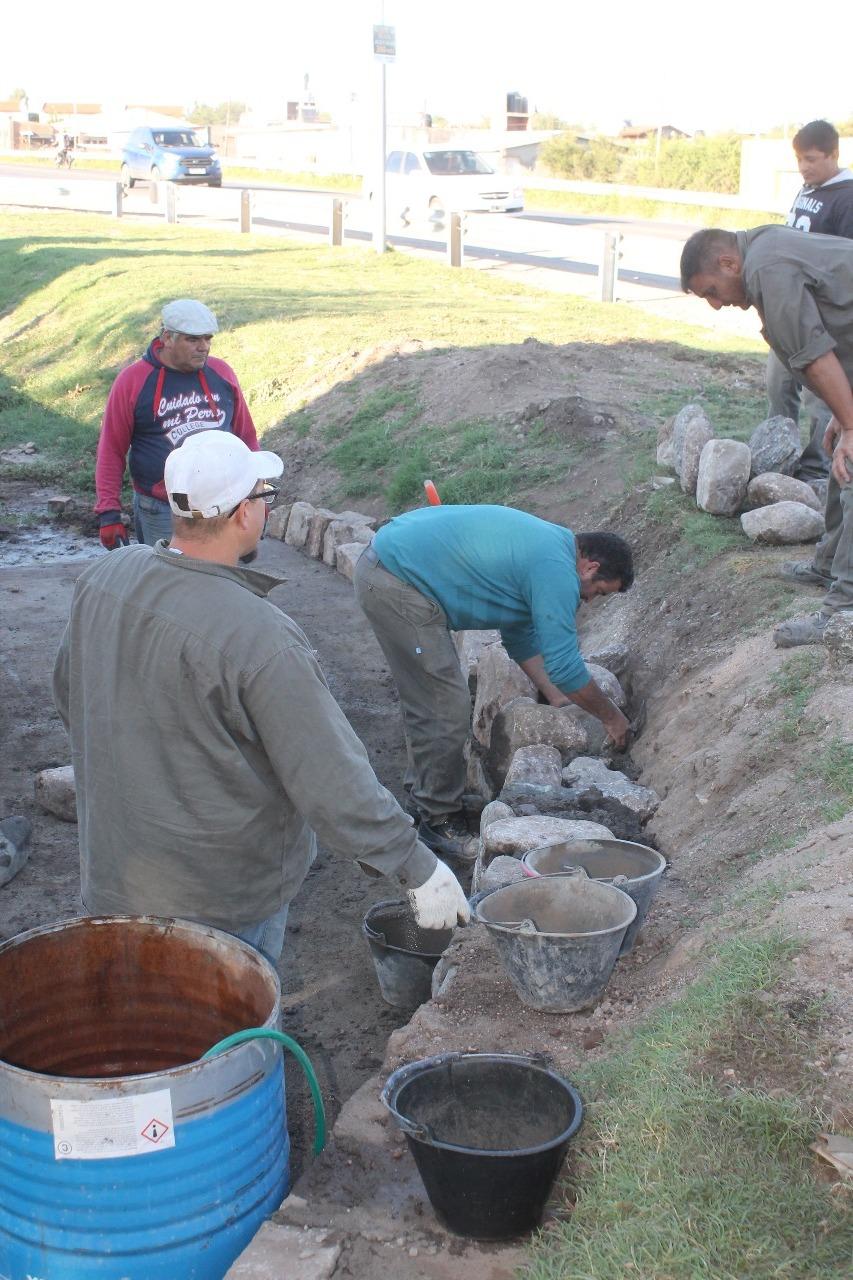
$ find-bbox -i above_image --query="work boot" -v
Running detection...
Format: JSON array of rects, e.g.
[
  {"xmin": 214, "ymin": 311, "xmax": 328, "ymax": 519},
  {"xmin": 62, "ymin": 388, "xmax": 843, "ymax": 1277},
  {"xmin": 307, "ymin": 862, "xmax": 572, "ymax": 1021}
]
[
  {"xmin": 779, "ymin": 561, "xmax": 833, "ymax": 589},
  {"xmin": 417, "ymin": 813, "xmax": 479, "ymax": 868},
  {"xmin": 773, "ymin": 611, "xmax": 830, "ymax": 648}
]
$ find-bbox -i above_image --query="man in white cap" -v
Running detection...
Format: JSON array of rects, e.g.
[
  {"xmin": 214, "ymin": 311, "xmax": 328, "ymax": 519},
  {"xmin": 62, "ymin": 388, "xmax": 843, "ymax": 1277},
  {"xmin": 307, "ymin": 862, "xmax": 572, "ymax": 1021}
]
[
  {"xmin": 94, "ymin": 298, "xmax": 259, "ymax": 549},
  {"xmin": 55, "ymin": 432, "xmax": 467, "ymax": 962}
]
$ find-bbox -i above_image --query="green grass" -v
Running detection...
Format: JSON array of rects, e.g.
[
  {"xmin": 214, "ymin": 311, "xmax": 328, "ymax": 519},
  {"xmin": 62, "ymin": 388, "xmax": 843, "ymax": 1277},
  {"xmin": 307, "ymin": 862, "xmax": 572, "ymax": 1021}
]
[
  {"xmin": 0, "ymin": 210, "xmax": 763, "ymax": 505},
  {"xmin": 764, "ymin": 652, "xmax": 826, "ymax": 741},
  {"xmin": 639, "ymin": 378, "xmax": 767, "ymax": 442},
  {"xmin": 524, "ymin": 188, "xmax": 786, "ymax": 232},
  {"xmin": 526, "ymin": 932, "xmax": 851, "ymax": 1280},
  {"xmin": 644, "ymin": 485, "xmax": 746, "ymax": 566}
]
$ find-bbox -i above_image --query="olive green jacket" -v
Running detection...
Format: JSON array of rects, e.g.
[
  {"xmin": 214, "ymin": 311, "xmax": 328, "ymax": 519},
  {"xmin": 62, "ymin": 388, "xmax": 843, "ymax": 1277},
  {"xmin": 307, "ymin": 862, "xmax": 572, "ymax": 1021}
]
[{"xmin": 54, "ymin": 542, "xmax": 435, "ymax": 930}]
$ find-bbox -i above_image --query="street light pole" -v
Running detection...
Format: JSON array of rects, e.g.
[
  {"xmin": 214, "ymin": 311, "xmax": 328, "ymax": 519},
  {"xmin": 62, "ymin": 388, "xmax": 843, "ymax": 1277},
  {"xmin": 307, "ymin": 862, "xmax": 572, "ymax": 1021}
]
[{"xmin": 375, "ymin": 58, "xmax": 386, "ymax": 254}]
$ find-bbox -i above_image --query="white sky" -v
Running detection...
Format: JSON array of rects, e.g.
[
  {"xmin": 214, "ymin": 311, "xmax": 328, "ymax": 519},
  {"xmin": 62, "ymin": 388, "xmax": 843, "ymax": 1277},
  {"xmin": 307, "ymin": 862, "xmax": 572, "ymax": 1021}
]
[{"xmin": 3, "ymin": 0, "xmax": 852, "ymax": 135}]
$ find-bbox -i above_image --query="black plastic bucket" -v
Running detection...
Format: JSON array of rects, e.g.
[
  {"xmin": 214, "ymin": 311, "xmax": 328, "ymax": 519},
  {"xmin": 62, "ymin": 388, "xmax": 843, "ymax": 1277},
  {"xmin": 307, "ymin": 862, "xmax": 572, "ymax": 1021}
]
[
  {"xmin": 363, "ymin": 900, "xmax": 453, "ymax": 1009},
  {"xmin": 521, "ymin": 838, "xmax": 666, "ymax": 954},
  {"xmin": 381, "ymin": 1052, "xmax": 583, "ymax": 1239}
]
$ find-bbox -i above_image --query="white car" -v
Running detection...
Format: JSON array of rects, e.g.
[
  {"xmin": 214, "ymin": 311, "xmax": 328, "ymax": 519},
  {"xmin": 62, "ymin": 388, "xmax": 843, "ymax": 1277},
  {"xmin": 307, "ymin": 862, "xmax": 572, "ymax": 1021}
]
[{"xmin": 371, "ymin": 148, "xmax": 524, "ymax": 228}]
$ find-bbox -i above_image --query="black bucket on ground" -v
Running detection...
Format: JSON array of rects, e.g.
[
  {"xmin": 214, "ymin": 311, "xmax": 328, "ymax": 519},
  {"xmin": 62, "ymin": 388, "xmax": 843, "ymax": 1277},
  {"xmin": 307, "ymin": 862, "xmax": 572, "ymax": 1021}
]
[
  {"xmin": 381, "ymin": 1051, "xmax": 583, "ymax": 1239},
  {"xmin": 475, "ymin": 873, "xmax": 636, "ymax": 1012},
  {"xmin": 521, "ymin": 838, "xmax": 666, "ymax": 954},
  {"xmin": 362, "ymin": 900, "xmax": 452, "ymax": 1009}
]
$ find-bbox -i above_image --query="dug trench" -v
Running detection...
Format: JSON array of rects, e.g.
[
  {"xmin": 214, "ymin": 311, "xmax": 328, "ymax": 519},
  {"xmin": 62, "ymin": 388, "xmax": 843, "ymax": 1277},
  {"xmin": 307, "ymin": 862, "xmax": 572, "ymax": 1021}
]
[{"xmin": 1, "ymin": 430, "xmax": 851, "ymax": 1274}]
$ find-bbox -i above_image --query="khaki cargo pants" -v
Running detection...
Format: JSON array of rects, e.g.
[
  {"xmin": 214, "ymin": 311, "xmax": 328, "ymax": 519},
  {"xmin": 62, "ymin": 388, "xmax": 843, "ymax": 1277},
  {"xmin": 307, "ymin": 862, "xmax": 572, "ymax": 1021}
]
[{"xmin": 353, "ymin": 545, "xmax": 471, "ymax": 822}]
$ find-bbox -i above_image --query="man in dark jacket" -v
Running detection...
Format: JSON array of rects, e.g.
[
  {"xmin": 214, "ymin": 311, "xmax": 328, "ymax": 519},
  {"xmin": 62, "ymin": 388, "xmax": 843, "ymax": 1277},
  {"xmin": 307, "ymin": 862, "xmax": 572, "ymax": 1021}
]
[
  {"xmin": 95, "ymin": 299, "xmax": 259, "ymax": 549},
  {"xmin": 767, "ymin": 120, "xmax": 853, "ymax": 479}
]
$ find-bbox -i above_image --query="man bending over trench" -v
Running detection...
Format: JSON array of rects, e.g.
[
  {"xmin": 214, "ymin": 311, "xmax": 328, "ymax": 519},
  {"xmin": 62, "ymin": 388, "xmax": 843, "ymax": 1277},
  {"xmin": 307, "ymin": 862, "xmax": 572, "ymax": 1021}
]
[
  {"xmin": 353, "ymin": 504, "xmax": 634, "ymax": 867},
  {"xmin": 54, "ymin": 431, "xmax": 469, "ymax": 962}
]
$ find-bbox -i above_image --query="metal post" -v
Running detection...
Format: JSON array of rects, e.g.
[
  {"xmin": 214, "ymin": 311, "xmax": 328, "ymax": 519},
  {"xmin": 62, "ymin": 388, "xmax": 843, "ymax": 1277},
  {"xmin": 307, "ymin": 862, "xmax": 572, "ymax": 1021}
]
[
  {"xmin": 598, "ymin": 231, "xmax": 621, "ymax": 302},
  {"xmin": 374, "ymin": 61, "xmax": 387, "ymax": 253},
  {"xmin": 447, "ymin": 212, "xmax": 463, "ymax": 268},
  {"xmin": 330, "ymin": 197, "xmax": 344, "ymax": 246},
  {"xmin": 239, "ymin": 189, "xmax": 252, "ymax": 233},
  {"xmin": 164, "ymin": 183, "xmax": 177, "ymax": 224},
  {"xmin": 111, "ymin": 182, "xmax": 123, "ymax": 219}
]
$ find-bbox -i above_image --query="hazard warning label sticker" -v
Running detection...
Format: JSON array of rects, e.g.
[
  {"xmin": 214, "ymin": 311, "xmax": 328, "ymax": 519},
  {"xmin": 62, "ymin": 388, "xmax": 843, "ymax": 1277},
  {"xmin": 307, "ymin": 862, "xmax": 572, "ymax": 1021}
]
[{"xmin": 50, "ymin": 1088, "xmax": 175, "ymax": 1160}]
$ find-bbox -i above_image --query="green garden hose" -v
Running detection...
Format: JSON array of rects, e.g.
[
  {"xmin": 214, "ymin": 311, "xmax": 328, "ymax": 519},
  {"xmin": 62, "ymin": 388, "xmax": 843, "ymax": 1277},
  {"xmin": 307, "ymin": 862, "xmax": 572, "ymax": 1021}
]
[{"xmin": 202, "ymin": 1028, "xmax": 327, "ymax": 1155}]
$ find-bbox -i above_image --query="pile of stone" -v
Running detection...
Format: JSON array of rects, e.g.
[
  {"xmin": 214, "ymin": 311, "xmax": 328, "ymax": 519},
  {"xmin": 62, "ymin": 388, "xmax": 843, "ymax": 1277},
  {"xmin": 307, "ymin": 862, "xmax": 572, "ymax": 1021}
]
[
  {"xmin": 264, "ymin": 500, "xmax": 377, "ymax": 581},
  {"xmin": 657, "ymin": 405, "xmax": 825, "ymax": 545},
  {"xmin": 458, "ymin": 635, "xmax": 660, "ymax": 894}
]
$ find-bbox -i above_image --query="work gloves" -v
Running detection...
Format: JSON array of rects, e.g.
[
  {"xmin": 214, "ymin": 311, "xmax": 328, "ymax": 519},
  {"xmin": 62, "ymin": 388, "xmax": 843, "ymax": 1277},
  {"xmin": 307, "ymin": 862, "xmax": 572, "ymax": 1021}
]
[
  {"xmin": 408, "ymin": 860, "xmax": 470, "ymax": 930},
  {"xmin": 99, "ymin": 511, "xmax": 129, "ymax": 551}
]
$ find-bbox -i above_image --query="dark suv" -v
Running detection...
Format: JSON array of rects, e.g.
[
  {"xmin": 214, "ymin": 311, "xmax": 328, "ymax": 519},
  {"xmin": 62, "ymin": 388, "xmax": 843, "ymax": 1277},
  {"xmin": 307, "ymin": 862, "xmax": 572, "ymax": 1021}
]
[{"xmin": 121, "ymin": 126, "xmax": 222, "ymax": 189}]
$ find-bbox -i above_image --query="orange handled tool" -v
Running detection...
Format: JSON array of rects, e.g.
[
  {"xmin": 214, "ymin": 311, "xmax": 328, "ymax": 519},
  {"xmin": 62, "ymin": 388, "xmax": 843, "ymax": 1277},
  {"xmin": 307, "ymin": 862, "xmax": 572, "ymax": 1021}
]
[{"xmin": 423, "ymin": 480, "xmax": 441, "ymax": 506}]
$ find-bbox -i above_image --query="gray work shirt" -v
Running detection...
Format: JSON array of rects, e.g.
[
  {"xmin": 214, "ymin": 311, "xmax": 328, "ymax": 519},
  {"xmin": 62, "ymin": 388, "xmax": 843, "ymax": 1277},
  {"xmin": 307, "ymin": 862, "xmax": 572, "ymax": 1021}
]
[
  {"xmin": 736, "ymin": 225, "xmax": 853, "ymax": 387},
  {"xmin": 53, "ymin": 542, "xmax": 435, "ymax": 929}
]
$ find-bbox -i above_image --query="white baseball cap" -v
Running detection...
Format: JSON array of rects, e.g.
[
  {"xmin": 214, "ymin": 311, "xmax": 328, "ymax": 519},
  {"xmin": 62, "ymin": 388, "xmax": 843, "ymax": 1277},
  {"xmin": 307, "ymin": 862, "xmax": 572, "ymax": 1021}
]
[
  {"xmin": 165, "ymin": 431, "xmax": 283, "ymax": 519},
  {"xmin": 161, "ymin": 299, "xmax": 219, "ymax": 336}
]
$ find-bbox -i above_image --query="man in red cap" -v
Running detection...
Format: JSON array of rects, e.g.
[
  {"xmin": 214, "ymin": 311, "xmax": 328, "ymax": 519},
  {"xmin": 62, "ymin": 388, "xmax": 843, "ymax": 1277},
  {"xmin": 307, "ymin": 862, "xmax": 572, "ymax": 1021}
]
[{"xmin": 94, "ymin": 298, "xmax": 258, "ymax": 549}]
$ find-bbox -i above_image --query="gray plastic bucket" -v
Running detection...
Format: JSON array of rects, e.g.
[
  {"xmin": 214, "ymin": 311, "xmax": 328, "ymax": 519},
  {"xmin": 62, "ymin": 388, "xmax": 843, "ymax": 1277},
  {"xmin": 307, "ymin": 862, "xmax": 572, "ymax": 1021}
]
[
  {"xmin": 521, "ymin": 839, "xmax": 666, "ymax": 954},
  {"xmin": 474, "ymin": 874, "xmax": 636, "ymax": 1012},
  {"xmin": 363, "ymin": 900, "xmax": 453, "ymax": 1009}
]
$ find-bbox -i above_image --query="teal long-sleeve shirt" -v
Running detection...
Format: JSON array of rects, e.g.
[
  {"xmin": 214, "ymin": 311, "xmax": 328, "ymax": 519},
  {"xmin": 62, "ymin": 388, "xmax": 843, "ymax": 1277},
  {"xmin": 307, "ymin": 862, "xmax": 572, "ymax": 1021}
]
[{"xmin": 372, "ymin": 505, "xmax": 590, "ymax": 693}]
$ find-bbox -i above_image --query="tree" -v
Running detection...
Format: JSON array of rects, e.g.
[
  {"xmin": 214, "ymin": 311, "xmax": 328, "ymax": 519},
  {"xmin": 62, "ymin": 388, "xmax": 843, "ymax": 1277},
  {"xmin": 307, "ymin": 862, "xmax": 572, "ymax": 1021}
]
[
  {"xmin": 8, "ymin": 87, "xmax": 27, "ymax": 105},
  {"xmin": 190, "ymin": 101, "xmax": 247, "ymax": 127}
]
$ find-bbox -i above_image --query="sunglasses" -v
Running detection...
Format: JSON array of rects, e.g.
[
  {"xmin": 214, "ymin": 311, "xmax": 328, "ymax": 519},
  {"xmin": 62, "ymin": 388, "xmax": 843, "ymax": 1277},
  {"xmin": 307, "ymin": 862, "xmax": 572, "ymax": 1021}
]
[{"xmin": 228, "ymin": 484, "xmax": 280, "ymax": 517}]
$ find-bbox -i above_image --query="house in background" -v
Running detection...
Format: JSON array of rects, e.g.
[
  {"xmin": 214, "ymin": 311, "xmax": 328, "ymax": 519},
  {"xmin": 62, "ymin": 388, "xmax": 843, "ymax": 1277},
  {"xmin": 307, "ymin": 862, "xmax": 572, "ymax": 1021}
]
[{"xmin": 618, "ymin": 123, "xmax": 690, "ymax": 141}]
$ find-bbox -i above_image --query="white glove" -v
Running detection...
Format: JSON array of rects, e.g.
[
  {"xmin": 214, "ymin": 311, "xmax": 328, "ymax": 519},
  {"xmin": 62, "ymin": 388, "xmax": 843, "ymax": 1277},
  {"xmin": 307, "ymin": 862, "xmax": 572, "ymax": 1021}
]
[{"xmin": 408, "ymin": 860, "xmax": 471, "ymax": 930}]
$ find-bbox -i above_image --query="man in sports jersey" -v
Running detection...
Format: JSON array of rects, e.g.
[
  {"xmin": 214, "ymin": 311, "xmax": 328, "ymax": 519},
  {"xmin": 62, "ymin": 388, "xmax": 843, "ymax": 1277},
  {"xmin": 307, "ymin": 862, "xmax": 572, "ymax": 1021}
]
[
  {"xmin": 94, "ymin": 299, "xmax": 260, "ymax": 549},
  {"xmin": 767, "ymin": 121, "xmax": 853, "ymax": 480}
]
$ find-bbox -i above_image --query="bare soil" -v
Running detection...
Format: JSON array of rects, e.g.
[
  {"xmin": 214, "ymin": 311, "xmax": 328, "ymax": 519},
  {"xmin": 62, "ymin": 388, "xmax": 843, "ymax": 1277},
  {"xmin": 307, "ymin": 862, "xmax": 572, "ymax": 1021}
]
[{"xmin": 1, "ymin": 336, "xmax": 850, "ymax": 1277}]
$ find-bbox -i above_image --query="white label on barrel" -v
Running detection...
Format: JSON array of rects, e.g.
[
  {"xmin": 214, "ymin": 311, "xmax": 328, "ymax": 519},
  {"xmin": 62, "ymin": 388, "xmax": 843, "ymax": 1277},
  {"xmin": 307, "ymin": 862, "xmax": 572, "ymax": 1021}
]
[{"xmin": 50, "ymin": 1088, "xmax": 175, "ymax": 1159}]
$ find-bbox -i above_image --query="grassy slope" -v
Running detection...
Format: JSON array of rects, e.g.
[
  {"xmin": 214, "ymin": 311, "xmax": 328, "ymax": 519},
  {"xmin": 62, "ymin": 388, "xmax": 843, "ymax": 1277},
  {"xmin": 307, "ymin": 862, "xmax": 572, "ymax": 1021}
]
[{"xmin": 0, "ymin": 210, "xmax": 762, "ymax": 501}]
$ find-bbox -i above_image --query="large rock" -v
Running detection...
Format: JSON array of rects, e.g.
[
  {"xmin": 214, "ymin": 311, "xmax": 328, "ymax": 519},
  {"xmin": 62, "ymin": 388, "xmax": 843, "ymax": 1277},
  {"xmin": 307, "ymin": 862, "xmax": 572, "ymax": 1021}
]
[
  {"xmin": 585, "ymin": 662, "xmax": 627, "ymax": 708},
  {"xmin": 471, "ymin": 646, "xmax": 536, "ymax": 748},
  {"xmin": 497, "ymin": 783, "xmax": 648, "ymax": 844},
  {"xmin": 304, "ymin": 508, "xmax": 336, "ymax": 559},
  {"xmin": 322, "ymin": 517, "xmax": 373, "ymax": 566},
  {"xmin": 264, "ymin": 503, "xmax": 292, "ymax": 541},
  {"xmin": 454, "ymin": 630, "xmax": 502, "ymax": 692},
  {"xmin": 656, "ymin": 415, "xmax": 676, "ymax": 468},
  {"xmin": 747, "ymin": 472, "xmax": 824, "ymax": 514},
  {"xmin": 485, "ymin": 698, "xmax": 588, "ymax": 788},
  {"xmin": 34, "ymin": 765, "xmax": 77, "ymax": 822},
  {"xmin": 672, "ymin": 404, "xmax": 712, "ymax": 478},
  {"xmin": 479, "ymin": 855, "xmax": 529, "ymax": 894},
  {"xmin": 334, "ymin": 542, "xmax": 366, "ymax": 582},
  {"xmin": 696, "ymin": 438, "xmax": 751, "ymax": 515},
  {"xmin": 678, "ymin": 417, "xmax": 715, "ymax": 496},
  {"xmin": 748, "ymin": 415, "xmax": 802, "ymax": 477},
  {"xmin": 582, "ymin": 642, "xmax": 630, "ymax": 679},
  {"xmin": 0, "ymin": 817, "xmax": 32, "ymax": 888},
  {"xmin": 335, "ymin": 510, "xmax": 377, "ymax": 530},
  {"xmin": 561, "ymin": 756, "xmax": 659, "ymax": 823},
  {"xmin": 824, "ymin": 610, "xmax": 853, "ymax": 665},
  {"xmin": 480, "ymin": 799, "xmax": 515, "ymax": 836},
  {"xmin": 283, "ymin": 500, "xmax": 315, "ymax": 549},
  {"xmin": 740, "ymin": 501, "xmax": 825, "ymax": 545},
  {"xmin": 504, "ymin": 745, "xmax": 563, "ymax": 792},
  {"xmin": 483, "ymin": 815, "xmax": 613, "ymax": 856}
]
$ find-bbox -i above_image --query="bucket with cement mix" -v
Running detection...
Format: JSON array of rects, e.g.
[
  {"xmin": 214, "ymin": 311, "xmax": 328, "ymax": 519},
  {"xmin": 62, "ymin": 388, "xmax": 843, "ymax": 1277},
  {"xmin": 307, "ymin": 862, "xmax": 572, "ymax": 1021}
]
[
  {"xmin": 0, "ymin": 915, "xmax": 288, "ymax": 1279},
  {"xmin": 363, "ymin": 899, "xmax": 453, "ymax": 1008},
  {"xmin": 474, "ymin": 873, "xmax": 636, "ymax": 1012},
  {"xmin": 381, "ymin": 1051, "xmax": 583, "ymax": 1239},
  {"xmin": 521, "ymin": 838, "xmax": 666, "ymax": 953}
]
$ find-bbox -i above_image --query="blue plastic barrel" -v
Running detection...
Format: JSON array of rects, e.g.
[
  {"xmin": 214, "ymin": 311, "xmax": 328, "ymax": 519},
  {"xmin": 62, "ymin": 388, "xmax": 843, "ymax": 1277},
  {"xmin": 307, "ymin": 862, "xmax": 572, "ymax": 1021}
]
[{"xmin": 0, "ymin": 916, "xmax": 289, "ymax": 1279}]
